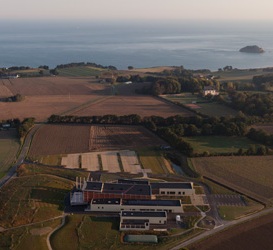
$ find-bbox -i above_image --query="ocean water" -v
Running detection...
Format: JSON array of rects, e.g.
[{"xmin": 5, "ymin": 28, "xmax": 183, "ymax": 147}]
[{"xmin": 1, "ymin": 20, "xmax": 273, "ymax": 70}]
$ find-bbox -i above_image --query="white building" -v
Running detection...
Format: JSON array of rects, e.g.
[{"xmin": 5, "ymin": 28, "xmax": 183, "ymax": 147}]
[
  {"xmin": 86, "ymin": 198, "xmax": 184, "ymax": 213},
  {"xmin": 151, "ymin": 182, "xmax": 195, "ymax": 197},
  {"xmin": 203, "ymin": 86, "xmax": 219, "ymax": 96},
  {"xmin": 120, "ymin": 211, "xmax": 167, "ymax": 231}
]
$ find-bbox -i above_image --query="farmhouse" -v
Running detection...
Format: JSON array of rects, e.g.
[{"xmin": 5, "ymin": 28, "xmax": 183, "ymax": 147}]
[
  {"xmin": 120, "ymin": 211, "xmax": 167, "ymax": 231},
  {"xmin": 203, "ymin": 86, "xmax": 219, "ymax": 96}
]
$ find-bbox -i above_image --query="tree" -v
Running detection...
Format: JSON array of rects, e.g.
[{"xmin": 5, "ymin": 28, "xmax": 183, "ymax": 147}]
[{"xmin": 128, "ymin": 66, "xmax": 134, "ymax": 70}]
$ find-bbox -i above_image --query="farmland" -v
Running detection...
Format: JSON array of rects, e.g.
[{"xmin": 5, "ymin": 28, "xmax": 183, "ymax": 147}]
[
  {"xmin": 56, "ymin": 66, "xmax": 105, "ymax": 77},
  {"xmin": 161, "ymin": 93, "xmax": 238, "ymax": 117},
  {"xmin": 252, "ymin": 123, "xmax": 273, "ymax": 134},
  {"xmin": 0, "ymin": 76, "xmax": 195, "ymax": 122},
  {"xmin": 72, "ymin": 95, "xmax": 194, "ymax": 118},
  {"xmin": 28, "ymin": 124, "xmax": 91, "ymax": 156},
  {"xmin": 183, "ymin": 136, "xmax": 255, "ymax": 154},
  {"xmin": 28, "ymin": 124, "xmax": 166, "ymax": 157},
  {"xmin": 0, "ymin": 129, "xmax": 20, "ymax": 178},
  {"xmin": 191, "ymin": 156, "xmax": 273, "ymax": 205},
  {"xmin": 190, "ymin": 211, "xmax": 273, "ymax": 250}
]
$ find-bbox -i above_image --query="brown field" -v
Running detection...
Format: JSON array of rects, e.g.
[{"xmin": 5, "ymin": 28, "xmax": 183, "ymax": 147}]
[
  {"xmin": 252, "ymin": 123, "xmax": 273, "ymax": 134},
  {"xmin": 89, "ymin": 125, "xmax": 166, "ymax": 151},
  {"xmin": 129, "ymin": 66, "xmax": 176, "ymax": 73},
  {"xmin": 4, "ymin": 76, "xmax": 110, "ymax": 96},
  {"xmin": 0, "ymin": 95, "xmax": 96, "ymax": 122},
  {"xmin": 28, "ymin": 124, "xmax": 90, "ymax": 156},
  {"xmin": 192, "ymin": 156, "xmax": 273, "ymax": 205},
  {"xmin": 0, "ymin": 80, "xmax": 14, "ymax": 97},
  {"xmin": 0, "ymin": 76, "xmax": 194, "ymax": 122},
  {"xmin": 190, "ymin": 212, "xmax": 273, "ymax": 250},
  {"xmin": 28, "ymin": 124, "xmax": 166, "ymax": 157},
  {"xmin": 72, "ymin": 95, "xmax": 194, "ymax": 118}
]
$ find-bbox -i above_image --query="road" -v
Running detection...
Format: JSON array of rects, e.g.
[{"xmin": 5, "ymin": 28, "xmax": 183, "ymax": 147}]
[
  {"xmin": 0, "ymin": 124, "xmax": 41, "ymax": 189},
  {"xmin": 171, "ymin": 206, "xmax": 273, "ymax": 250}
]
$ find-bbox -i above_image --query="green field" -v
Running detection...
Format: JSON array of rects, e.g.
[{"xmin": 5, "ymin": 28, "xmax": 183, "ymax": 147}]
[
  {"xmin": 213, "ymin": 69, "xmax": 263, "ymax": 83},
  {"xmin": 56, "ymin": 66, "xmax": 105, "ymax": 77},
  {"xmin": 218, "ymin": 200, "xmax": 263, "ymax": 220},
  {"xmin": 137, "ymin": 147, "xmax": 170, "ymax": 174},
  {"xmin": 192, "ymin": 155, "xmax": 273, "ymax": 205},
  {"xmin": 162, "ymin": 93, "xmax": 238, "ymax": 117},
  {"xmin": 0, "ymin": 130, "xmax": 20, "ymax": 178},
  {"xmin": 184, "ymin": 136, "xmax": 255, "ymax": 154}
]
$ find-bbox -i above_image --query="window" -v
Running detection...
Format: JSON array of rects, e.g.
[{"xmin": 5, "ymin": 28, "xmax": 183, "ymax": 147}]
[{"xmin": 161, "ymin": 191, "xmax": 165, "ymax": 194}]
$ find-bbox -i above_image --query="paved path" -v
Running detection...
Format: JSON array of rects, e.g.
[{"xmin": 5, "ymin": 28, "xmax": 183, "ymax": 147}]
[{"xmin": 46, "ymin": 214, "xmax": 67, "ymax": 250}]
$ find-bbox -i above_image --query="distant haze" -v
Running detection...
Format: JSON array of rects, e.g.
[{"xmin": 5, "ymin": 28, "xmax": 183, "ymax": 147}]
[{"xmin": 1, "ymin": 0, "xmax": 273, "ymax": 21}]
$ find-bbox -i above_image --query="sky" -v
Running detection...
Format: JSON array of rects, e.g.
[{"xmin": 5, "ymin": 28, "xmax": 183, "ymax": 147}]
[{"xmin": 1, "ymin": 0, "xmax": 273, "ymax": 21}]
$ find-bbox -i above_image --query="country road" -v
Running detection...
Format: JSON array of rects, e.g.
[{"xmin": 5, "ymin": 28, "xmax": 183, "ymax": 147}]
[
  {"xmin": 170, "ymin": 206, "xmax": 273, "ymax": 250},
  {"xmin": 0, "ymin": 124, "xmax": 42, "ymax": 189}
]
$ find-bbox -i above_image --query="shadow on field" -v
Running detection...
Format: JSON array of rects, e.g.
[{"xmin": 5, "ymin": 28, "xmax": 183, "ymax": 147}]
[{"xmin": 90, "ymin": 216, "xmax": 120, "ymax": 230}]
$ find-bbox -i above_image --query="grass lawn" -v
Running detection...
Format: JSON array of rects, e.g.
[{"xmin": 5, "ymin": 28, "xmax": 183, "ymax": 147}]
[
  {"xmin": 137, "ymin": 147, "xmax": 170, "ymax": 174},
  {"xmin": 218, "ymin": 200, "xmax": 264, "ymax": 220},
  {"xmin": 32, "ymin": 154, "xmax": 65, "ymax": 166},
  {"xmin": 0, "ymin": 130, "xmax": 20, "ymax": 178},
  {"xmin": 56, "ymin": 66, "xmax": 105, "ymax": 77},
  {"xmin": 184, "ymin": 136, "xmax": 254, "ymax": 154}
]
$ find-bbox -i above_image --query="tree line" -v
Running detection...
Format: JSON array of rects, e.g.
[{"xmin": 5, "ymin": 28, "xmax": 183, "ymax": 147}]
[{"xmin": 48, "ymin": 113, "xmax": 267, "ymax": 156}]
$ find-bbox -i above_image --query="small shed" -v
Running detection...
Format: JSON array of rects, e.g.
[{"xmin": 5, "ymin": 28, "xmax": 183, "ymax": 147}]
[{"xmin": 124, "ymin": 234, "xmax": 158, "ymax": 244}]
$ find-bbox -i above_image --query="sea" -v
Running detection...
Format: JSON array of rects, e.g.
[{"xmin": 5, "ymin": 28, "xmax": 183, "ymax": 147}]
[{"xmin": 1, "ymin": 19, "xmax": 273, "ymax": 71}]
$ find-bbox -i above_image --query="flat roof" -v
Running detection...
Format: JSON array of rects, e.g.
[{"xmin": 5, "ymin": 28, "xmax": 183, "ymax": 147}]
[
  {"xmin": 103, "ymin": 183, "xmax": 151, "ymax": 196},
  {"xmin": 122, "ymin": 199, "xmax": 181, "ymax": 207},
  {"xmin": 121, "ymin": 219, "xmax": 149, "ymax": 224},
  {"xmin": 91, "ymin": 198, "xmax": 121, "ymax": 205},
  {"xmin": 151, "ymin": 182, "xmax": 193, "ymax": 190},
  {"xmin": 85, "ymin": 181, "xmax": 103, "ymax": 191},
  {"xmin": 118, "ymin": 179, "xmax": 149, "ymax": 185},
  {"xmin": 121, "ymin": 211, "xmax": 167, "ymax": 218}
]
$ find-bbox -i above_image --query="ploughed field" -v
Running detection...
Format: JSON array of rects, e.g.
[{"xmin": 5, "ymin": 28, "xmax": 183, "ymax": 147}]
[
  {"xmin": 192, "ymin": 156, "xmax": 273, "ymax": 206},
  {"xmin": 190, "ymin": 211, "xmax": 273, "ymax": 250},
  {"xmin": 28, "ymin": 124, "xmax": 166, "ymax": 157},
  {"xmin": 0, "ymin": 76, "xmax": 194, "ymax": 121},
  {"xmin": 71, "ymin": 95, "xmax": 194, "ymax": 118}
]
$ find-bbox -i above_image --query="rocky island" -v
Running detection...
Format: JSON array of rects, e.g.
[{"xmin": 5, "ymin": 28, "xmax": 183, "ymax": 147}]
[{"xmin": 239, "ymin": 45, "xmax": 264, "ymax": 53}]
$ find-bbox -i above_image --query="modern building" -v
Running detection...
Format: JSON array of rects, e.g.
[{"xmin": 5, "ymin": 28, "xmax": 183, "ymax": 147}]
[
  {"xmin": 82, "ymin": 181, "xmax": 151, "ymax": 203},
  {"xmin": 120, "ymin": 211, "xmax": 167, "ymax": 231},
  {"xmin": 151, "ymin": 182, "xmax": 195, "ymax": 197},
  {"xmin": 86, "ymin": 198, "xmax": 183, "ymax": 213}
]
